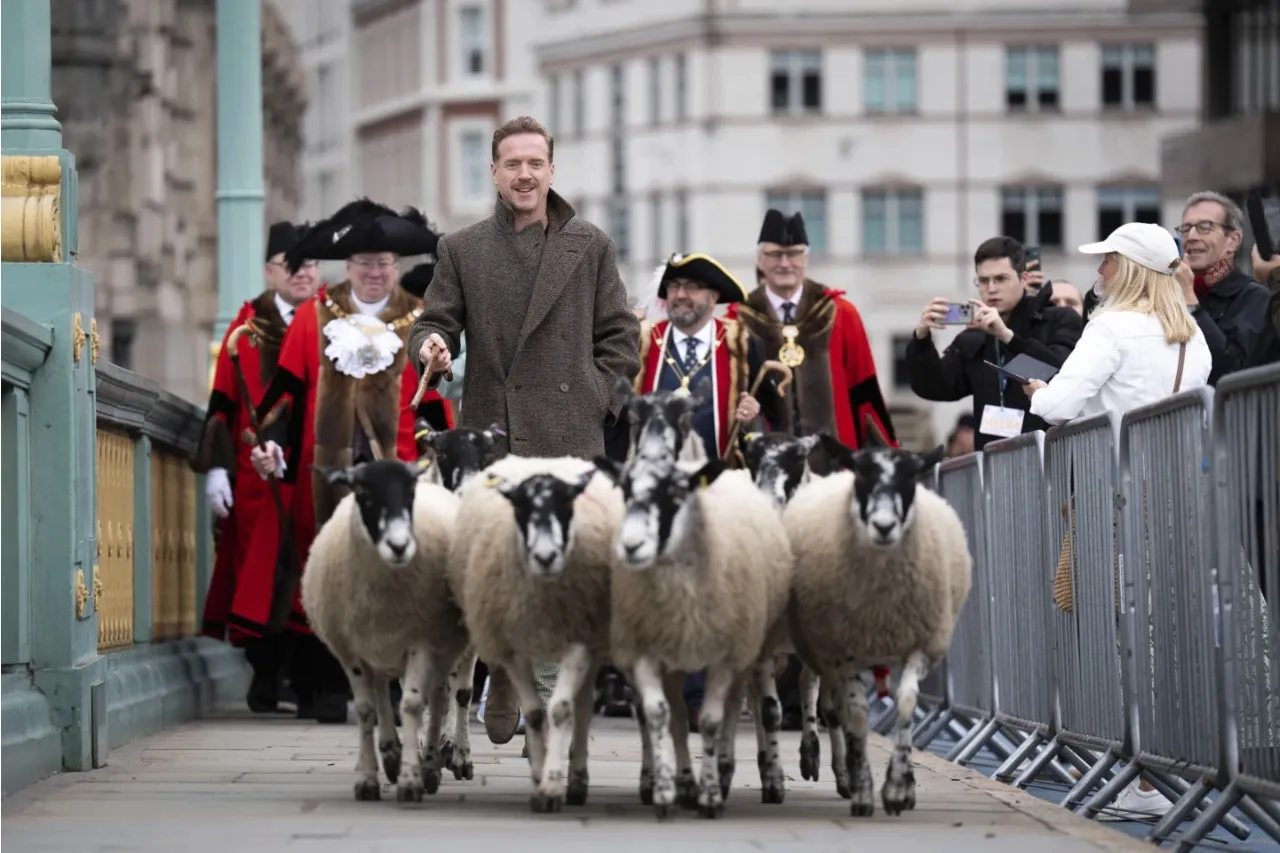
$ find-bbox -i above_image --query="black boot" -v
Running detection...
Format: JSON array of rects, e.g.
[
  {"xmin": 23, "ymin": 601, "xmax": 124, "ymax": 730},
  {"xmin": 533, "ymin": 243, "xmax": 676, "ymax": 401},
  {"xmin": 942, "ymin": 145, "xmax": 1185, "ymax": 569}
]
[{"xmin": 243, "ymin": 635, "xmax": 292, "ymax": 714}]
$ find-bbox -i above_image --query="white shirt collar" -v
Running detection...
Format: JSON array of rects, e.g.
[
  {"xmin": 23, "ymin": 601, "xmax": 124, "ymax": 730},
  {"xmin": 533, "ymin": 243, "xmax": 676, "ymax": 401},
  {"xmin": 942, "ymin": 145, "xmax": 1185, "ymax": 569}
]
[
  {"xmin": 274, "ymin": 293, "xmax": 297, "ymax": 325},
  {"xmin": 765, "ymin": 287, "xmax": 800, "ymax": 320},
  {"xmin": 352, "ymin": 294, "xmax": 390, "ymax": 316},
  {"xmin": 669, "ymin": 319, "xmax": 715, "ymax": 354}
]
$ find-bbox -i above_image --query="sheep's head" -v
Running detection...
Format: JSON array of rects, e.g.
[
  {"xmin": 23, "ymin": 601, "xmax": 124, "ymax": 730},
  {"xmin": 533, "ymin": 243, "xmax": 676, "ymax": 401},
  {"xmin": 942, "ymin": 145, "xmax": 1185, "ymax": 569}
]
[
  {"xmin": 416, "ymin": 418, "xmax": 506, "ymax": 491},
  {"xmin": 625, "ymin": 376, "xmax": 712, "ymax": 465},
  {"xmin": 316, "ymin": 459, "xmax": 428, "ymax": 567},
  {"xmin": 489, "ymin": 469, "xmax": 595, "ymax": 579},
  {"xmin": 740, "ymin": 431, "xmax": 821, "ymax": 510},
  {"xmin": 594, "ymin": 454, "xmax": 725, "ymax": 569},
  {"xmin": 820, "ymin": 433, "xmax": 945, "ymax": 548}
]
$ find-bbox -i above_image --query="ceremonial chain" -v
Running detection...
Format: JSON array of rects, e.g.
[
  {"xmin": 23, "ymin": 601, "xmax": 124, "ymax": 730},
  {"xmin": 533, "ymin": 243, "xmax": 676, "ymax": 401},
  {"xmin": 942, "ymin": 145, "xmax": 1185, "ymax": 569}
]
[
  {"xmin": 323, "ymin": 295, "xmax": 421, "ymax": 331},
  {"xmin": 663, "ymin": 335, "xmax": 720, "ymax": 396}
]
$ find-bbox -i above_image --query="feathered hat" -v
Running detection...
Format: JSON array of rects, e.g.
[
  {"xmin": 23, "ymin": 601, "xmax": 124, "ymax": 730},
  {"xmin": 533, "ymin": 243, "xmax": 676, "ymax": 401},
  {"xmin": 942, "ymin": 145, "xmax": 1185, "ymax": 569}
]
[{"xmin": 284, "ymin": 199, "xmax": 441, "ymax": 273}]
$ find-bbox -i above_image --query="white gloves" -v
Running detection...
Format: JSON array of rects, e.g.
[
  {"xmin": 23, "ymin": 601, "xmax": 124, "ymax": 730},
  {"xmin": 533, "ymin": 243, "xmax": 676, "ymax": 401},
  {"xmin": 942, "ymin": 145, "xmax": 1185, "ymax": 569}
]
[
  {"xmin": 206, "ymin": 468, "xmax": 234, "ymax": 518},
  {"xmin": 250, "ymin": 440, "xmax": 287, "ymax": 480}
]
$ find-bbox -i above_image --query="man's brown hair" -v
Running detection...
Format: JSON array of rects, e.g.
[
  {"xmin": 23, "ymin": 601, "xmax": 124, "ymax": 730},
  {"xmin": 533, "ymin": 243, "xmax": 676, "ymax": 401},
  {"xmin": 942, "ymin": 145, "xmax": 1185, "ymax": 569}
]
[{"xmin": 491, "ymin": 116, "xmax": 554, "ymax": 163}]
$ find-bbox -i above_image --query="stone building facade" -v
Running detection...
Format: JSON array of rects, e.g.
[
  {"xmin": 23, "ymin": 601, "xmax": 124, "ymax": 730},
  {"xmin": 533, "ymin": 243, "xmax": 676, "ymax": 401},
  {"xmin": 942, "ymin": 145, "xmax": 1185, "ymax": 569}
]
[{"xmin": 51, "ymin": 0, "xmax": 306, "ymax": 404}]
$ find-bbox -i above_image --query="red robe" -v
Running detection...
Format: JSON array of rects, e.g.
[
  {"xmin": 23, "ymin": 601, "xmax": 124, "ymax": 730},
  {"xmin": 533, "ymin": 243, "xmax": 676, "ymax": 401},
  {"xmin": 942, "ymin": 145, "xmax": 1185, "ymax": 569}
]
[
  {"xmin": 228, "ymin": 282, "xmax": 454, "ymax": 640},
  {"xmin": 193, "ymin": 292, "xmax": 290, "ymax": 643}
]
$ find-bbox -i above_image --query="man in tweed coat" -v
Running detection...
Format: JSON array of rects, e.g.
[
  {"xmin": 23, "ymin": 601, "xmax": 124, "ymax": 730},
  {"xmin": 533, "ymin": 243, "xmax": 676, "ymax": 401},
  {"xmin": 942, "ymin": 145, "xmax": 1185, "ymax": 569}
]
[{"xmin": 409, "ymin": 116, "xmax": 641, "ymax": 748}]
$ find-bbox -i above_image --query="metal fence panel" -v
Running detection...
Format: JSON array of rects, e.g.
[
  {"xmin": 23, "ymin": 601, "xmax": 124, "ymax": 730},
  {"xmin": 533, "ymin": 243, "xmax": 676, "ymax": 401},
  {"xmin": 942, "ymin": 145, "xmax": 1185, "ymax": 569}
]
[
  {"xmin": 1043, "ymin": 413, "xmax": 1128, "ymax": 751},
  {"xmin": 937, "ymin": 453, "xmax": 994, "ymax": 717},
  {"xmin": 1212, "ymin": 363, "xmax": 1280, "ymax": 795},
  {"xmin": 917, "ymin": 463, "xmax": 947, "ymax": 706},
  {"xmin": 1119, "ymin": 388, "xmax": 1221, "ymax": 775},
  {"xmin": 983, "ymin": 432, "xmax": 1054, "ymax": 731}
]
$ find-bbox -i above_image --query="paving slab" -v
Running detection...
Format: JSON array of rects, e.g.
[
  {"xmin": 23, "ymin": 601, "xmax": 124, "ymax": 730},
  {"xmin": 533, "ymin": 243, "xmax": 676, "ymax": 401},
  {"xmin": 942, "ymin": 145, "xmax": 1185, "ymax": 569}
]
[{"xmin": 3, "ymin": 710, "xmax": 1155, "ymax": 853}]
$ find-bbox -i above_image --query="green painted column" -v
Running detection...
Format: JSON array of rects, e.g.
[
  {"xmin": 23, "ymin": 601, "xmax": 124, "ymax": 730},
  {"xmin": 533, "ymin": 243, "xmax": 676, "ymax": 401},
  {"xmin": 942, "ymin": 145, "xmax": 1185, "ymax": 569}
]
[
  {"xmin": 213, "ymin": 0, "xmax": 267, "ymax": 345},
  {"xmin": 1, "ymin": 0, "xmax": 105, "ymax": 773}
]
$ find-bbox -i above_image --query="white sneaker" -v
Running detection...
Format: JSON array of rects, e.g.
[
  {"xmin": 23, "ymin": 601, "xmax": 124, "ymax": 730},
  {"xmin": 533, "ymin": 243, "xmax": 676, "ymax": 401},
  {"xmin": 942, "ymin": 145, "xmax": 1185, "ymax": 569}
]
[{"xmin": 1096, "ymin": 779, "xmax": 1173, "ymax": 821}]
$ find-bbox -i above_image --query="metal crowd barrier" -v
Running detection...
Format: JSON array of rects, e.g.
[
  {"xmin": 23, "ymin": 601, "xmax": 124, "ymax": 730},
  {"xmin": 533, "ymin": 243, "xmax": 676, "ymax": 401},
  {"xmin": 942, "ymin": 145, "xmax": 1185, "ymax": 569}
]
[{"xmin": 912, "ymin": 364, "xmax": 1280, "ymax": 849}]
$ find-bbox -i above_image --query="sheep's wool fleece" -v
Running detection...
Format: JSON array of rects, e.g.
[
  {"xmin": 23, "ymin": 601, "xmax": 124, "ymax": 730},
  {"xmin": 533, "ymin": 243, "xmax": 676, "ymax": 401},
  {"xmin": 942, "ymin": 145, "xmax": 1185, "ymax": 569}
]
[
  {"xmin": 610, "ymin": 468, "xmax": 792, "ymax": 674},
  {"xmin": 783, "ymin": 471, "xmax": 971, "ymax": 668},
  {"xmin": 301, "ymin": 481, "xmax": 465, "ymax": 675},
  {"xmin": 449, "ymin": 456, "xmax": 622, "ymax": 664}
]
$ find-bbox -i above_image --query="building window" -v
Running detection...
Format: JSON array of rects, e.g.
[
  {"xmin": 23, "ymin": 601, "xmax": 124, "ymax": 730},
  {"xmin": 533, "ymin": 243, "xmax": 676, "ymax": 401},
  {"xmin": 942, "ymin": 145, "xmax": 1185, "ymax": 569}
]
[
  {"xmin": 891, "ymin": 333, "xmax": 914, "ymax": 390},
  {"xmin": 1000, "ymin": 186, "xmax": 1064, "ymax": 250},
  {"xmin": 608, "ymin": 196, "xmax": 631, "ymax": 263},
  {"xmin": 674, "ymin": 53, "xmax": 687, "ymax": 121},
  {"xmin": 572, "ymin": 69, "xmax": 585, "ymax": 138},
  {"xmin": 862, "ymin": 188, "xmax": 925, "ymax": 255},
  {"xmin": 650, "ymin": 194, "xmax": 664, "ymax": 260},
  {"xmin": 648, "ymin": 57, "xmax": 661, "ymax": 126},
  {"xmin": 764, "ymin": 190, "xmax": 828, "ymax": 256},
  {"xmin": 1006, "ymin": 46, "xmax": 1059, "ymax": 111},
  {"xmin": 675, "ymin": 189, "xmax": 689, "ymax": 249},
  {"xmin": 1096, "ymin": 186, "xmax": 1162, "ymax": 239},
  {"xmin": 460, "ymin": 130, "xmax": 488, "ymax": 201},
  {"xmin": 111, "ymin": 319, "xmax": 136, "ymax": 372},
  {"xmin": 459, "ymin": 5, "xmax": 487, "ymax": 76},
  {"xmin": 548, "ymin": 75, "xmax": 561, "ymax": 135},
  {"xmin": 770, "ymin": 50, "xmax": 822, "ymax": 114},
  {"xmin": 865, "ymin": 48, "xmax": 917, "ymax": 114},
  {"xmin": 1101, "ymin": 44, "xmax": 1156, "ymax": 109}
]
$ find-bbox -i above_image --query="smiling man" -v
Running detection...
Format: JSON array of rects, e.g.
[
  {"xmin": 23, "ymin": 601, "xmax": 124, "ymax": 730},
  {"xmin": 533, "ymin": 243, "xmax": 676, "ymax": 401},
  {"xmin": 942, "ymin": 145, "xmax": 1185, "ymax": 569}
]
[{"xmin": 409, "ymin": 115, "xmax": 641, "ymax": 749}]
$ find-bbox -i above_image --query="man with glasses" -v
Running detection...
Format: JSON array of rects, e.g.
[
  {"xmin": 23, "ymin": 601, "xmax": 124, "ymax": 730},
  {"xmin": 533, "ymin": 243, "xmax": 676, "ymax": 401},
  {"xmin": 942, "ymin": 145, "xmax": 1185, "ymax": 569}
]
[
  {"xmin": 241, "ymin": 200, "xmax": 452, "ymax": 723},
  {"xmin": 905, "ymin": 236, "xmax": 1082, "ymax": 451},
  {"xmin": 1174, "ymin": 191, "xmax": 1278, "ymax": 383},
  {"xmin": 194, "ymin": 220, "xmax": 319, "ymax": 714}
]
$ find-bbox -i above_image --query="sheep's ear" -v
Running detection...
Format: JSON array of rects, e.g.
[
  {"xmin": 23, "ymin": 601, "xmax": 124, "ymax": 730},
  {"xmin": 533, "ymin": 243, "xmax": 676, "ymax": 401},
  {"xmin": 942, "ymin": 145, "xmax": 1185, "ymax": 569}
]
[
  {"xmin": 414, "ymin": 418, "xmax": 438, "ymax": 452},
  {"xmin": 917, "ymin": 444, "xmax": 946, "ymax": 472},
  {"xmin": 798, "ymin": 435, "xmax": 821, "ymax": 456},
  {"xmin": 314, "ymin": 464, "xmax": 354, "ymax": 486},
  {"xmin": 492, "ymin": 477, "xmax": 520, "ymax": 501},
  {"xmin": 592, "ymin": 454, "xmax": 624, "ymax": 485},
  {"xmin": 740, "ymin": 430, "xmax": 758, "ymax": 449},
  {"xmin": 568, "ymin": 468, "xmax": 595, "ymax": 496},
  {"xmin": 818, "ymin": 433, "xmax": 856, "ymax": 470},
  {"xmin": 863, "ymin": 428, "xmax": 890, "ymax": 450},
  {"xmin": 411, "ymin": 457, "xmax": 435, "ymax": 479},
  {"xmin": 691, "ymin": 456, "xmax": 726, "ymax": 490}
]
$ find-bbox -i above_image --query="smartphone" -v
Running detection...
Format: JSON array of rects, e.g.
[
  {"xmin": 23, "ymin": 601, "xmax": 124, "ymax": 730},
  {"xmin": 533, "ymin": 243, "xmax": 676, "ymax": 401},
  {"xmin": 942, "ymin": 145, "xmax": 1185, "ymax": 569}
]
[
  {"xmin": 1247, "ymin": 190, "xmax": 1280, "ymax": 260},
  {"xmin": 941, "ymin": 303, "xmax": 973, "ymax": 325},
  {"xmin": 1024, "ymin": 245, "xmax": 1041, "ymax": 268}
]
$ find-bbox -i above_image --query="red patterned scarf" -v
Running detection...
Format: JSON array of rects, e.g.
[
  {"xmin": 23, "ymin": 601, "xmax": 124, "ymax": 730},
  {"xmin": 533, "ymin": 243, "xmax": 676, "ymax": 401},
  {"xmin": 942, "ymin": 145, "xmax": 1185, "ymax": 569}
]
[{"xmin": 1193, "ymin": 256, "xmax": 1234, "ymax": 300}]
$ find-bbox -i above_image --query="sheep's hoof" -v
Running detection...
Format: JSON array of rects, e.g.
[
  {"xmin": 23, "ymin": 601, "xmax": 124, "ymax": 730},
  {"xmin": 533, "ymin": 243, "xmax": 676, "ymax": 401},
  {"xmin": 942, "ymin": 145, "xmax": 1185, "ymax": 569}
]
[
  {"xmin": 639, "ymin": 785, "xmax": 654, "ymax": 805},
  {"xmin": 653, "ymin": 802, "xmax": 676, "ymax": 822},
  {"xmin": 395, "ymin": 780, "xmax": 424, "ymax": 803},
  {"xmin": 799, "ymin": 732, "xmax": 821, "ymax": 781},
  {"xmin": 698, "ymin": 802, "xmax": 725, "ymax": 820},
  {"xmin": 717, "ymin": 756, "xmax": 736, "ymax": 801},
  {"xmin": 566, "ymin": 769, "xmax": 589, "ymax": 806},
  {"xmin": 422, "ymin": 767, "xmax": 442, "ymax": 796},
  {"xmin": 850, "ymin": 801, "xmax": 874, "ymax": 818},
  {"xmin": 353, "ymin": 778, "xmax": 381, "ymax": 801},
  {"xmin": 882, "ymin": 768, "xmax": 916, "ymax": 815},
  {"xmin": 379, "ymin": 739, "xmax": 402, "ymax": 785},
  {"xmin": 676, "ymin": 769, "xmax": 698, "ymax": 810},
  {"xmin": 451, "ymin": 759, "xmax": 474, "ymax": 781},
  {"xmin": 530, "ymin": 793, "xmax": 564, "ymax": 814},
  {"xmin": 761, "ymin": 781, "xmax": 785, "ymax": 805}
]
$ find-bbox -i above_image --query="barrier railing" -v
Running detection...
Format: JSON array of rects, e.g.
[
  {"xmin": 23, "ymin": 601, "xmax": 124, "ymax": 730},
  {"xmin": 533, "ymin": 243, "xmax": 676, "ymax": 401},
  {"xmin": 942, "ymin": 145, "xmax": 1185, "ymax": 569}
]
[{"xmin": 918, "ymin": 365, "xmax": 1280, "ymax": 849}]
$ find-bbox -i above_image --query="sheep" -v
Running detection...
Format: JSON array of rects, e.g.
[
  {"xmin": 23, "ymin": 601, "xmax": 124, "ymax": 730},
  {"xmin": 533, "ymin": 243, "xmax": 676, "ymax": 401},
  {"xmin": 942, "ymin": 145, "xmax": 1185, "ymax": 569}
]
[
  {"xmin": 593, "ymin": 451, "xmax": 793, "ymax": 820},
  {"xmin": 300, "ymin": 459, "xmax": 470, "ymax": 803},
  {"xmin": 739, "ymin": 430, "xmax": 820, "ymax": 511},
  {"xmin": 783, "ymin": 432, "xmax": 970, "ymax": 817},
  {"xmin": 448, "ymin": 453, "xmax": 623, "ymax": 813}
]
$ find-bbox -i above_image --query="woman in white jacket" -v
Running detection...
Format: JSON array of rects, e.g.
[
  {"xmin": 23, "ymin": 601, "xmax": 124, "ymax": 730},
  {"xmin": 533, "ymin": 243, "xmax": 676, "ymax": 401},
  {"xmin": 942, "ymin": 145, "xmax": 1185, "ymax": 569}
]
[{"xmin": 1025, "ymin": 222, "xmax": 1212, "ymax": 423}]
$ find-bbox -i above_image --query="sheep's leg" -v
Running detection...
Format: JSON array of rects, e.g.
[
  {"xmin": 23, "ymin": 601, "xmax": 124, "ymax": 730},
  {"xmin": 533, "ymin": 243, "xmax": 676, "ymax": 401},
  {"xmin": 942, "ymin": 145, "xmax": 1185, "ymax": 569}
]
[
  {"xmin": 836, "ymin": 665, "xmax": 875, "ymax": 817},
  {"xmin": 393, "ymin": 645, "xmax": 433, "ymax": 802},
  {"xmin": 881, "ymin": 651, "xmax": 927, "ymax": 816},
  {"xmin": 532, "ymin": 643, "xmax": 593, "ymax": 812},
  {"xmin": 632, "ymin": 657, "xmax": 678, "ymax": 820},
  {"xmin": 798, "ymin": 664, "xmax": 822, "ymax": 782},
  {"xmin": 717, "ymin": 677, "xmax": 745, "ymax": 802},
  {"xmin": 634, "ymin": 697, "xmax": 655, "ymax": 805},
  {"xmin": 819, "ymin": 672, "xmax": 852, "ymax": 799},
  {"xmin": 371, "ymin": 674, "xmax": 402, "ymax": 786},
  {"xmin": 752, "ymin": 659, "xmax": 786, "ymax": 805},
  {"xmin": 662, "ymin": 671, "xmax": 697, "ymax": 810},
  {"xmin": 343, "ymin": 657, "xmax": 381, "ymax": 801},
  {"xmin": 446, "ymin": 646, "xmax": 477, "ymax": 780},
  {"xmin": 695, "ymin": 665, "xmax": 736, "ymax": 819},
  {"xmin": 565, "ymin": 662, "xmax": 599, "ymax": 806},
  {"xmin": 504, "ymin": 658, "xmax": 551, "ymax": 807}
]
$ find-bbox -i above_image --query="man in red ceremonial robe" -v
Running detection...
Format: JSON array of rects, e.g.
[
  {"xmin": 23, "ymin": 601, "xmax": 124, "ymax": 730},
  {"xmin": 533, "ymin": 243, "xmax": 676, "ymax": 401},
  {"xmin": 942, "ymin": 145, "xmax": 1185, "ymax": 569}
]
[
  {"xmin": 193, "ymin": 221, "xmax": 318, "ymax": 713},
  {"xmin": 736, "ymin": 208, "xmax": 899, "ymax": 729},
  {"xmin": 635, "ymin": 252, "xmax": 783, "ymax": 461},
  {"xmin": 242, "ymin": 200, "xmax": 454, "ymax": 723}
]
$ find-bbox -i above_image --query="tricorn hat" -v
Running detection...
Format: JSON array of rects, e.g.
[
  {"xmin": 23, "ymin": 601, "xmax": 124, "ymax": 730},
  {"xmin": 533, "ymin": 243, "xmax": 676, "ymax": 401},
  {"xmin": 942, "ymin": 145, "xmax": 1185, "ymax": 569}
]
[
  {"xmin": 652, "ymin": 253, "xmax": 748, "ymax": 305},
  {"xmin": 758, "ymin": 208, "xmax": 809, "ymax": 247},
  {"xmin": 284, "ymin": 199, "xmax": 441, "ymax": 273},
  {"xmin": 265, "ymin": 221, "xmax": 306, "ymax": 261}
]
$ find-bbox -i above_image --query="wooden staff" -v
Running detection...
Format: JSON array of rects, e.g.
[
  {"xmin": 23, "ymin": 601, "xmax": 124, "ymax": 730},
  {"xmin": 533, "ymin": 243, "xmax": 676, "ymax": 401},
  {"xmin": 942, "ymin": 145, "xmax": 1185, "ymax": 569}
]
[
  {"xmin": 410, "ymin": 347, "xmax": 456, "ymax": 408},
  {"xmin": 724, "ymin": 359, "xmax": 794, "ymax": 459},
  {"xmin": 224, "ymin": 324, "xmax": 301, "ymax": 635}
]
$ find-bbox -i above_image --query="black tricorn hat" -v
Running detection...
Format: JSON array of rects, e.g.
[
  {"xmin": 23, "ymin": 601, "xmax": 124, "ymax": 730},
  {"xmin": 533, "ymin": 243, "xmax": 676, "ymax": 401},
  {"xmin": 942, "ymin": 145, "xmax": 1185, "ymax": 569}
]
[
  {"xmin": 284, "ymin": 199, "xmax": 441, "ymax": 273},
  {"xmin": 758, "ymin": 208, "xmax": 809, "ymax": 247},
  {"xmin": 655, "ymin": 253, "xmax": 748, "ymax": 304},
  {"xmin": 265, "ymin": 221, "xmax": 305, "ymax": 261},
  {"xmin": 400, "ymin": 261, "xmax": 436, "ymax": 300}
]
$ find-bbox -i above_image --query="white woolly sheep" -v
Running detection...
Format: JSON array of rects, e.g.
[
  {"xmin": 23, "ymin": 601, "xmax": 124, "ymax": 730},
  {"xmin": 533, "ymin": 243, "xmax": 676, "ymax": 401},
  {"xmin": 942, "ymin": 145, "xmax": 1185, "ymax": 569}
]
[
  {"xmin": 593, "ymin": 452, "xmax": 793, "ymax": 820},
  {"xmin": 301, "ymin": 459, "xmax": 471, "ymax": 803},
  {"xmin": 784, "ymin": 432, "xmax": 970, "ymax": 817},
  {"xmin": 449, "ymin": 454, "xmax": 624, "ymax": 813}
]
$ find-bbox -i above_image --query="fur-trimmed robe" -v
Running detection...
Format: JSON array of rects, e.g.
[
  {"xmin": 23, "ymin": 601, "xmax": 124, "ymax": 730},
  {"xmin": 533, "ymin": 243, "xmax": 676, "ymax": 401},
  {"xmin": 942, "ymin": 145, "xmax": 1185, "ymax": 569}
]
[
  {"xmin": 193, "ymin": 291, "xmax": 287, "ymax": 643},
  {"xmin": 735, "ymin": 279, "xmax": 897, "ymax": 472},
  {"xmin": 228, "ymin": 281, "xmax": 455, "ymax": 639}
]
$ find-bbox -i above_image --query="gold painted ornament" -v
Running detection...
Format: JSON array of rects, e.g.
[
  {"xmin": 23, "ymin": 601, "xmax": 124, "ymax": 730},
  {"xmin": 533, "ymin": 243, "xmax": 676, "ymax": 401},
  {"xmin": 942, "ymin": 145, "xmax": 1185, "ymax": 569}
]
[{"xmin": 778, "ymin": 324, "xmax": 806, "ymax": 368}]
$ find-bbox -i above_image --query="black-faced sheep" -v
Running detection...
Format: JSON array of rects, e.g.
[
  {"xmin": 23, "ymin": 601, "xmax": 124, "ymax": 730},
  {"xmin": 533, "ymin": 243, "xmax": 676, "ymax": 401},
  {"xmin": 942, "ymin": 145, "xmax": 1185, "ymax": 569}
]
[
  {"xmin": 301, "ymin": 459, "xmax": 469, "ymax": 803},
  {"xmin": 784, "ymin": 433, "xmax": 970, "ymax": 817},
  {"xmin": 448, "ymin": 455, "xmax": 623, "ymax": 813}
]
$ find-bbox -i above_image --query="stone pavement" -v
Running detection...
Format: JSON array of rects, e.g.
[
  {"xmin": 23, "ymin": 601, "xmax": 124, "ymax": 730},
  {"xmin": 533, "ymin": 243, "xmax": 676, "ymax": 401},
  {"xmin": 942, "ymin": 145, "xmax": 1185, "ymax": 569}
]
[{"xmin": 3, "ymin": 710, "xmax": 1156, "ymax": 853}]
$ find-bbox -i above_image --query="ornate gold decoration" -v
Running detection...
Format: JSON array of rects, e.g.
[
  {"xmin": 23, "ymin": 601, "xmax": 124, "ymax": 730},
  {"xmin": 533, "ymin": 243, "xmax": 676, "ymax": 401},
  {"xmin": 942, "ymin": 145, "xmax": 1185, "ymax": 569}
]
[
  {"xmin": 778, "ymin": 325, "xmax": 806, "ymax": 368},
  {"xmin": 322, "ymin": 295, "xmax": 421, "ymax": 331},
  {"xmin": 1, "ymin": 155, "xmax": 63, "ymax": 262},
  {"xmin": 75, "ymin": 569, "xmax": 89, "ymax": 619},
  {"xmin": 72, "ymin": 313, "xmax": 86, "ymax": 363},
  {"xmin": 92, "ymin": 563, "xmax": 103, "ymax": 611},
  {"xmin": 90, "ymin": 317, "xmax": 101, "ymax": 364}
]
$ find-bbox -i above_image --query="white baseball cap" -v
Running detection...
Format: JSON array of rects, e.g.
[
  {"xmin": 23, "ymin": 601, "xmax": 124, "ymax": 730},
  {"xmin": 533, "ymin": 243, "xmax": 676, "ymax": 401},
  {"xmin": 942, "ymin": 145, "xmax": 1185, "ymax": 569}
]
[{"xmin": 1078, "ymin": 222, "xmax": 1182, "ymax": 275}]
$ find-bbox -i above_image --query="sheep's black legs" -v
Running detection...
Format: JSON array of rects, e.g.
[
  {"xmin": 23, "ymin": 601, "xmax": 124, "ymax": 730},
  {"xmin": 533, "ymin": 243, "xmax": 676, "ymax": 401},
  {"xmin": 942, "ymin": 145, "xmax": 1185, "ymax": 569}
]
[
  {"xmin": 566, "ymin": 663, "xmax": 598, "ymax": 806},
  {"xmin": 839, "ymin": 668, "xmax": 876, "ymax": 817},
  {"xmin": 343, "ymin": 658, "xmax": 381, "ymax": 801},
  {"xmin": 371, "ymin": 675, "xmax": 401, "ymax": 786},
  {"xmin": 818, "ymin": 675, "xmax": 851, "ymax": 799},
  {"xmin": 632, "ymin": 657, "xmax": 677, "ymax": 820},
  {"xmin": 882, "ymin": 651, "xmax": 927, "ymax": 815},
  {"xmin": 695, "ymin": 665, "xmax": 736, "ymax": 819},
  {"xmin": 717, "ymin": 677, "xmax": 744, "ymax": 802},
  {"xmin": 752, "ymin": 660, "xmax": 786, "ymax": 804},
  {"xmin": 798, "ymin": 664, "xmax": 822, "ymax": 782},
  {"xmin": 533, "ymin": 643, "xmax": 594, "ymax": 811},
  {"xmin": 633, "ymin": 697, "xmax": 655, "ymax": 805},
  {"xmin": 441, "ymin": 646, "xmax": 477, "ymax": 780},
  {"xmin": 662, "ymin": 671, "xmax": 697, "ymax": 810},
  {"xmin": 505, "ymin": 657, "xmax": 552, "ymax": 811}
]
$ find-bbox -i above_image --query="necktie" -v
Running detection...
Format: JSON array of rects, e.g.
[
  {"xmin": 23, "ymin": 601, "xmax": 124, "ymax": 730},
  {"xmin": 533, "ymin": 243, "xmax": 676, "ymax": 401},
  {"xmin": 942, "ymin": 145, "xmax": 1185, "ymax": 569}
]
[
  {"xmin": 283, "ymin": 308, "xmax": 293, "ymax": 325},
  {"xmin": 683, "ymin": 337, "xmax": 700, "ymax": 373},
  {"xmin": 781, "ymin": 301, "xmax": 795, "ymax": 324}
]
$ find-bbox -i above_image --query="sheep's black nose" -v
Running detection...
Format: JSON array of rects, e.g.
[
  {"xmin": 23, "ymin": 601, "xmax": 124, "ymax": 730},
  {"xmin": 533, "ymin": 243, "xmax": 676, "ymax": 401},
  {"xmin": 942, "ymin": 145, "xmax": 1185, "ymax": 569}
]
[
  {"xmin": 387, "ymin": 540, "xmax": 408, "ymax": 557},
  {"xmin": 534, "ymin": 552, "xmax": 556, "ymax": 568},
  {"xmin": 623, "ymin": 542, "xmax": 642, "ymax": 556},
  {"xmin": 872, "ymin": 520, "xmax": 896, "ymax": 538}
]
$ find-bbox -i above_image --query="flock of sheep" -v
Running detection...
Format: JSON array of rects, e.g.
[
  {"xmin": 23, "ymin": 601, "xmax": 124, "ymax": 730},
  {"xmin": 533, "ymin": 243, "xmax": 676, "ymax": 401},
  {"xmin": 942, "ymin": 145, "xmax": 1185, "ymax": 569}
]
[{"xmin": 299, "ymin": 377, "xmax": 974, "ymax": 821}]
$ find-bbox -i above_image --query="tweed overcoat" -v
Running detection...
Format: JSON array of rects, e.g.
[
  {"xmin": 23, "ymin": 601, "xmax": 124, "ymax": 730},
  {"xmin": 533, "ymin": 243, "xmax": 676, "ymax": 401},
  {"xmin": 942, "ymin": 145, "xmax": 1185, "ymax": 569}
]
[{"xmin": 409, "ymin": 191, "xmax": 641, "ymax": 459}]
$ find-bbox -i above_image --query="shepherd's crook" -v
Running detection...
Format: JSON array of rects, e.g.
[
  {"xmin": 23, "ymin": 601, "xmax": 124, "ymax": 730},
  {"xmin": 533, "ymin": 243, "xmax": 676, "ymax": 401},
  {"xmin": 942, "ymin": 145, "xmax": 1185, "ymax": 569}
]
[{"xmin": 724, "ymin": 359, "xmax": 794, "ymax": 459}]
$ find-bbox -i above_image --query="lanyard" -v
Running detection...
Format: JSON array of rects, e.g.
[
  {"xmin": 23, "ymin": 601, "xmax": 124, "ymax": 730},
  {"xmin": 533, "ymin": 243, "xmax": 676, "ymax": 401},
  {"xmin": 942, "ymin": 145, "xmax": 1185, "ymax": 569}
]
[{"xmin": 994, "ymin": 340, "xmax": 1006, "ymax": 407}]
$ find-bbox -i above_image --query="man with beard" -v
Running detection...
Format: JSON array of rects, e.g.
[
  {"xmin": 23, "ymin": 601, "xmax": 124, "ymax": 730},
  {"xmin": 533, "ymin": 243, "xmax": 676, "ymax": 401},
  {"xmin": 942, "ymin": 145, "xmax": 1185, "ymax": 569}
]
[{"xmin": 194, "ymin": 220, "xmax": 318, "ymax": 713}]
